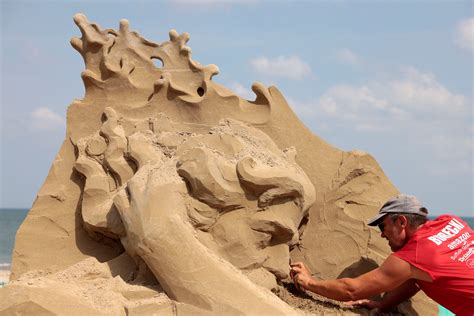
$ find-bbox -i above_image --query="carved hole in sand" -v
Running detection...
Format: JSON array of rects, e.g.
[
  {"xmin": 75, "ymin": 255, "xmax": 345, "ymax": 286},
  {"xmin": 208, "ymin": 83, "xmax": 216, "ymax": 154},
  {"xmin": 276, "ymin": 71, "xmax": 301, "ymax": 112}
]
[
  {"xmin": 197, "ymin": 86, "xmax": 205, "ymax": 97},
  {"xmin": 151, "ymin": 57, "xmax": 163, "ymax": 68}
]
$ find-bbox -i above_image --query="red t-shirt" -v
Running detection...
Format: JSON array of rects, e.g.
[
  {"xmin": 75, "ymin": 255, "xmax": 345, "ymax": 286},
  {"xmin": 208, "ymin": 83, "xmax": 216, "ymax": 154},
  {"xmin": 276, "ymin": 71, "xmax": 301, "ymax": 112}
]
[{"xmin": 394, "ymin": 215, "xmax": 474, "ymax": 315}]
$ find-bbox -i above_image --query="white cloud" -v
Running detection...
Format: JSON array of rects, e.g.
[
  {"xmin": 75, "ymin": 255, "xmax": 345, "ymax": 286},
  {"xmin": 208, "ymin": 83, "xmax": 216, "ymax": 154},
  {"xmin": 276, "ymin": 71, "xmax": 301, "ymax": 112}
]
[
  {"xmin": 311, "ymin": 67, "xmax": 467, "ymax": 128},
  {"xmin": 313, "ymin": 84, "xmax": 409, "ymax": 132},
  {"xmin": 455, "ymin": 17, "xmax": 474, "ymax": 51},
  {"xmin": 230, "ymin": 82, "xmax": 254, "ymax": 100},
  {"xmin": 336, "ymin": 48, "xmax": 362, "ymax": 67},
  {"xmin": 387, "ymin": 67, "xmax": 466, "ymax": 115},
  {"xmin": 289, "ymin": 66, "xmax": 472, "ymax": 175},
  {"xmin": 250, "ymin": 55, "xmax": 311, "ymax": 80},
  {"xmin": 31, "ymin": 107, "xmax": 65, "ymax": 130}
]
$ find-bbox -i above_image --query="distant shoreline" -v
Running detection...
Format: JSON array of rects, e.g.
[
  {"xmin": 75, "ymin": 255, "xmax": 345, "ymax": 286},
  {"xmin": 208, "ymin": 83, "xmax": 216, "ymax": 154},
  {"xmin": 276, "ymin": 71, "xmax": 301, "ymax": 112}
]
[{"xmin": 0, "ymin": 263, "xmax": 11, "ymax": 270}]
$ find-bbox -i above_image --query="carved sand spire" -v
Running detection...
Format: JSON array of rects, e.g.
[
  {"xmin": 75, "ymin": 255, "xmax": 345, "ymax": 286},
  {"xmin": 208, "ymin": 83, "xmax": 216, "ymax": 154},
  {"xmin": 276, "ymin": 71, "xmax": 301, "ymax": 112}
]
[
  {"xmin": 2, "ymin": 14, "xmax": 437, "ymax": 316},
  {"xmin": 70, "ymin": 13, "xmax": 272, "ymax": 124}
]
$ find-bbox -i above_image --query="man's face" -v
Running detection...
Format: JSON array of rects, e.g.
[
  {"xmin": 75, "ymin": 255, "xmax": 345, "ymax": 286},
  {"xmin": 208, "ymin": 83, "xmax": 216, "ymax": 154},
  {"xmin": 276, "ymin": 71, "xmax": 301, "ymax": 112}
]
[{"xmin": 379, "ymin": 214, "xmax": 407, "ymax": 252}]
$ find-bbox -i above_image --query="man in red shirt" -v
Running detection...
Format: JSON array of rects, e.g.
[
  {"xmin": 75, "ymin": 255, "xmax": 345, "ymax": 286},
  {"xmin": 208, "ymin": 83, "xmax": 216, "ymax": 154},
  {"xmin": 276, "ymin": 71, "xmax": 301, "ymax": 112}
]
[{"xmin": 290, "ymin": 194, "xmax": 474, "ymax": 315}]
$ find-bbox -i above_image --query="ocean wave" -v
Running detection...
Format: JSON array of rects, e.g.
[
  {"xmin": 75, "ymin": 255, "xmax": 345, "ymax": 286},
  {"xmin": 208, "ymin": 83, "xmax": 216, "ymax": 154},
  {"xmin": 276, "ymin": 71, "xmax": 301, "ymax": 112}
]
[{"xmin": 0, "ymin": 263, "xmax": 11, "ymax": 270}]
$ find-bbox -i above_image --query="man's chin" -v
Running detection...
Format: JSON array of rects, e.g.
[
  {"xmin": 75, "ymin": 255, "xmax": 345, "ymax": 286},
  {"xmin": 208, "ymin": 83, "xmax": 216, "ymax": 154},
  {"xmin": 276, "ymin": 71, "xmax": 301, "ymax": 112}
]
[{"xmin": 389, "ymin": 243, "xmax": 402, "ymax": 252}]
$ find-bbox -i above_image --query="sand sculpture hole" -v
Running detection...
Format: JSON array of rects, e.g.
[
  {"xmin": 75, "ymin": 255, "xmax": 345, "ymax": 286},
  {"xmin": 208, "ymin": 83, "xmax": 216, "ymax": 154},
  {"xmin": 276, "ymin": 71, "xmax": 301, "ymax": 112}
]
[
  {"xmin": 151, "ymin": 57, "xmax": 163, "ymax": 68},
  {"xmin": 197, "ymin": 86, "xmax": 205, "ymax": 97}
]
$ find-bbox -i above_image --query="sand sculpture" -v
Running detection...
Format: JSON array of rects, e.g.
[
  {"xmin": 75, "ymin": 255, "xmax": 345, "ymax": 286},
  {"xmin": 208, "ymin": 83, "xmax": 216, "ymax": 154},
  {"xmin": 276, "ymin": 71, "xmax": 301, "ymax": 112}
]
[{"xmin": 0, "ymin": 14, "xmax": 437, "ymax": 315}]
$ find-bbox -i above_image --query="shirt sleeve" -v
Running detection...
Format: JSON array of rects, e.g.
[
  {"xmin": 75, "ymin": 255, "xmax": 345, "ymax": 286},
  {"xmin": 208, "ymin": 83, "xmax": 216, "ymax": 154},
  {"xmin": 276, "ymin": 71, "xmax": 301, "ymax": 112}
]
[{"xmin": 393, "ymin": 239, "xmax": 437, "ymax": 281}]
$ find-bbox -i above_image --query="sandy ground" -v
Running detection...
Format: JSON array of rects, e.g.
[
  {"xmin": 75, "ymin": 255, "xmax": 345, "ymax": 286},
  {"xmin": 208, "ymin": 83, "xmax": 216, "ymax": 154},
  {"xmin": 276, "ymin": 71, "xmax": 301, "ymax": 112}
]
[
  {"xmin": 276, "ymin": 280, "xmax": 370, "ymax": 315},
  {"xmin": 275, "ymin": 280, "xmax": 424, "ymax": 315},
  {"xmin": 0, "ymin": 270, "xmax": 10, "ymax": 287},
  {"xmin": 0, "ymin": 268, "xmax": 361, "ymax": 315}
]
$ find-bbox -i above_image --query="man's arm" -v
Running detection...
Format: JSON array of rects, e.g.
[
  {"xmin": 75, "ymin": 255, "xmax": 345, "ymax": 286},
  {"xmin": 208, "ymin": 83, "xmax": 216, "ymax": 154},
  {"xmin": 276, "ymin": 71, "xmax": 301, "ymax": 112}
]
[
  {"xmin": 347, "ymin": 279, "xmax": 421, "ymax": 311},
  {"xmin": 290, "ymin": 255, "xmax": 414, "ymax": 301},
  {"xmin": 377, "ymin": 279, "xmax": 420, "ymax": 312}
]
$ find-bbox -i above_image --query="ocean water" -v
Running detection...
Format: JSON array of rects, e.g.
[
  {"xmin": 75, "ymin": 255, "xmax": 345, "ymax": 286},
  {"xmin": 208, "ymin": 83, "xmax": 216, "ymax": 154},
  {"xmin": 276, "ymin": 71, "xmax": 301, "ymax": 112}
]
[
  {"xmin": 463, "ymin": 216, "xmax": 474, "ymax": 228},
  {"xmin": 0, "ymin": 208, "xmax": 29, "ymax": 269}
]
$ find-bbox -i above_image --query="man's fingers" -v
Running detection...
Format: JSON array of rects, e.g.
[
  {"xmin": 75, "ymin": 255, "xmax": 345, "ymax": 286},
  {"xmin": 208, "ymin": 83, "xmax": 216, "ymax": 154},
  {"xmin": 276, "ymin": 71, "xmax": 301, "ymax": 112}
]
[
  {"xmin": 290, "ymin": 262, "xmax": 303, "ymax": 274},
  {"xmin": 343, "ymin": 299, "xmax": 373, "ymax": 309},
  {"xmin": 290, "ymin": 262, "xmax": 303, "ymax": 268},
  {"xmin": 290, "ymin": 266, "xmax": 300, "ymax": 274},
  {"xmin": 290, "ymin": 261, "xmax": 310, "ymax": 291},
  {"xmin": 292, "ymin": 272, "xmax": 302, "ymax": 291},
  {"xmin": 291, "ymin": 271, "xmax": 299, "ymax": 288}
]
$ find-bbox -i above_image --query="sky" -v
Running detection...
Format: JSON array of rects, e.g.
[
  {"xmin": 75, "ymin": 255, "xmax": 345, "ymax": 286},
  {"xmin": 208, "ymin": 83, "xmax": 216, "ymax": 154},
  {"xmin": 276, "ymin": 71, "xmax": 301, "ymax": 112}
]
[{"xmin": 0, "ymin": 1, "xmax": 473, "ymax": 217}]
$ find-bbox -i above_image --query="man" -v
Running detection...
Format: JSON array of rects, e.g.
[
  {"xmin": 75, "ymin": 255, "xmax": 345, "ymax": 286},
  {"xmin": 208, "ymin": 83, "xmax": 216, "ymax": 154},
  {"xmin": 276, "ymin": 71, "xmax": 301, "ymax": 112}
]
[{"xmin": 290, "ymin": 194, "xmax": 474, "ymax": 315}]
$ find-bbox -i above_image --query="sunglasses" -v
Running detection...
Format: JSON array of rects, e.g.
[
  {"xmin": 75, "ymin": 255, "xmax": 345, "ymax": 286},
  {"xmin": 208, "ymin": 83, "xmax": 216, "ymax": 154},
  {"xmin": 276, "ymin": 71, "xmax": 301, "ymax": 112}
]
[
  {"xmin": 378, "ymin": 222, "xmax": 386, "ymax": 233},
  {"xmin": 378, "ymin": 215, "xmax": 400, "ymax": 232}
]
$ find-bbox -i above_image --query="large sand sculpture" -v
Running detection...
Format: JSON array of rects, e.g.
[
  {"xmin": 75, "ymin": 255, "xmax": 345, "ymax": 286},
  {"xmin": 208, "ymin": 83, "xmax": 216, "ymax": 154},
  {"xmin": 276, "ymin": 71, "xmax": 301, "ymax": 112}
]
[{"xmin": 1, "ymin": 14, "xmax": 437, "ymax": 315}]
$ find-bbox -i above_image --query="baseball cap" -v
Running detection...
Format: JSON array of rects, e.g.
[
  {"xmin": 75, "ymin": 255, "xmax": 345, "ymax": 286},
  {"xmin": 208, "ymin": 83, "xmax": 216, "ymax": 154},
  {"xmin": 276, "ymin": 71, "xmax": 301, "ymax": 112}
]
[{"xmin": 368, "ymin": 194, "xmax": 428, "ymax": 226}]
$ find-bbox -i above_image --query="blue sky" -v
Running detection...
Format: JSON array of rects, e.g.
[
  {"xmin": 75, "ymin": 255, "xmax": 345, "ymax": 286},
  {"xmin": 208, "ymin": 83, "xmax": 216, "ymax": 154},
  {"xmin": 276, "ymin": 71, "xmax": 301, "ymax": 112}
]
[{"xmin": 1, "ymin": 1, "xmax": 472, "ymax": 217}]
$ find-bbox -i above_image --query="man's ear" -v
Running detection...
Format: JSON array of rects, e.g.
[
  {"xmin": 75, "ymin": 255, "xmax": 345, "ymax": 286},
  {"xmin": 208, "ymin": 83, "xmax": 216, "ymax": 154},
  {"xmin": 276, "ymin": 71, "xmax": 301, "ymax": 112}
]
[{"xmin": 399, "ymin": 215, "xmax": 408, "ymax": 228}]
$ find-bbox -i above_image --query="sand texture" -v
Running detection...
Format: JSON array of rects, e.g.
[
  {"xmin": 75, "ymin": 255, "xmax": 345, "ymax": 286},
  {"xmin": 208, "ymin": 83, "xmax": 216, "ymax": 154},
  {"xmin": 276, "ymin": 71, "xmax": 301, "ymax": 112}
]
[{"xmin": 1, "ymin": 14, "xmax": 437, "ymax": 315}]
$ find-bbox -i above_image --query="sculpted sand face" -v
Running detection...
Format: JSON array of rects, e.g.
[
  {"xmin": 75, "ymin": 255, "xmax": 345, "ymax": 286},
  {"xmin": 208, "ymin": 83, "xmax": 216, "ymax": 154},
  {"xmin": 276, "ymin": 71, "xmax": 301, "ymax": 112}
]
[
  {"xmin": 75, "ymin": 108, "xmax": 315, "ymax": 295},
  {"xmin": 2, "ymin": 14, "xmax": 437, "ymax": 315}
]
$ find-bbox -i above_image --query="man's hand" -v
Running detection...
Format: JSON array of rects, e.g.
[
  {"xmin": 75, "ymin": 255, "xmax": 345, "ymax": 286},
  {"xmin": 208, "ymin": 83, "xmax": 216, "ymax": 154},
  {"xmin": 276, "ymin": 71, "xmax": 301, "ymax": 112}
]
[
  {"xmin": 290, "ymin": 262, "xmax": 312, "ymax": 290},
  {"xmin": 344, "ymin": 299, "xmax": 381, "ymax": 310}
]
